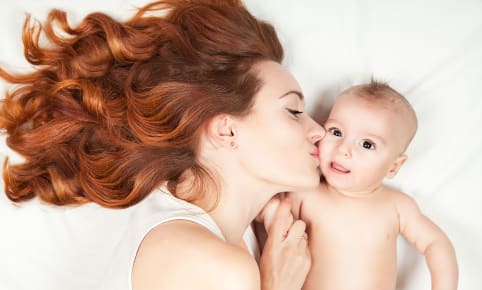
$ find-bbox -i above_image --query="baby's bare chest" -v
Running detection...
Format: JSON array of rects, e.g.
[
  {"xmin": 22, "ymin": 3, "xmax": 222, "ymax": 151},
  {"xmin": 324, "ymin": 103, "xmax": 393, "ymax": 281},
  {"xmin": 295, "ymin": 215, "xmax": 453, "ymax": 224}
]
[{"xmin": 304, "ymin": 194, "xmax": 400, "ymax": 247}]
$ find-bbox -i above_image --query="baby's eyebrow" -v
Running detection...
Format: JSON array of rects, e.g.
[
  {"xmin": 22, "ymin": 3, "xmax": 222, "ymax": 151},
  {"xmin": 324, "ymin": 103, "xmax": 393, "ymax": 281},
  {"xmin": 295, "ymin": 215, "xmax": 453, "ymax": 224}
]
[
  {"xmin": 365, "ymin": 134, "xmax": 386, "ymax": 145},
  {"xmin": 279, "ymin": 90, "xmax": 304, "ymax": 101}
]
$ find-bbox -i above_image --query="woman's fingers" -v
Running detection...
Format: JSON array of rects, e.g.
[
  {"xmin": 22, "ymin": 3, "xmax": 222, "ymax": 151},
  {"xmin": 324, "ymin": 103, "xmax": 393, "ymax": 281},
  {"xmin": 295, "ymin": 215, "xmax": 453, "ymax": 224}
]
[
  {"xmin": 267, "ymin": 200, "xmax": 293, "ymax": 243},
  {"xmin": 260, "ymin": 200, "xmax": 311, "ymax": 290},
  {"xmin": 267, "ymin": 199, "xmax": 308, "ymax": 249},
  {"xmin": 261, "ymin": 197, "xmax": 281, "ymax": 233},
  {"xmin": 283, "ymin": 219, "xmax": 307, "ymax": 244},
  {"xmin": 298, "ymin": 232, "xmax": 309, "ymax": 247}
]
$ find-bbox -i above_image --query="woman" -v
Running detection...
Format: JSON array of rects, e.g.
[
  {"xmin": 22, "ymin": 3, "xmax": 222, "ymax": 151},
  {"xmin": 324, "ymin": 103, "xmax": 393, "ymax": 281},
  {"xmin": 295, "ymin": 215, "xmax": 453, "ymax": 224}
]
[{"xmin": 0, "ymin": 1, "xmax": 325, "ymax": 289}]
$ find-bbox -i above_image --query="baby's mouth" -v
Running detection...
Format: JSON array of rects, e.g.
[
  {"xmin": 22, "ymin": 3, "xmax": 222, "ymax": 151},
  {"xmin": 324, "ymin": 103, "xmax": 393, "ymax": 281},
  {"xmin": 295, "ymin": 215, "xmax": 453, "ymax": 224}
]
[{"xmin": 330, "ymin": 161, "xmax": 350, "ymax": 174}]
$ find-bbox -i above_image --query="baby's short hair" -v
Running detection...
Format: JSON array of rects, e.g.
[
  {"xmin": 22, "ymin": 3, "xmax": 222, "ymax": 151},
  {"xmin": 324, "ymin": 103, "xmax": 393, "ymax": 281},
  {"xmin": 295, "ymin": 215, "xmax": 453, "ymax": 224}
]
[
  {"xmin": 344, "ymin": 79, "xmax": 418, "ymax": 149},
  {"xmin": 347, "ymin": 79, "xmax": 407, "ymax": 107}
]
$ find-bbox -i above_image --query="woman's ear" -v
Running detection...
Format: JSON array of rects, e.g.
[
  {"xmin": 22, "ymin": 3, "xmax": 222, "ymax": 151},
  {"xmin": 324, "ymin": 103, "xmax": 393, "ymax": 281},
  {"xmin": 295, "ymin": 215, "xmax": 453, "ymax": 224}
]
[
  {"xmin": 205, "ymin": 114, "xmax": 237, "ymax": 149},
  {"xmin": 386, "ymin": 154, "xmax": 407, "ymax": 179}
]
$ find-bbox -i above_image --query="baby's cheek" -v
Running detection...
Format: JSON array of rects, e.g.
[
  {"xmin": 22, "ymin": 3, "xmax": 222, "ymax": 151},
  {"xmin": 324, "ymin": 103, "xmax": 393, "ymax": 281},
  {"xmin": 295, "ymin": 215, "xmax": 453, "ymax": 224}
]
[{"xmin": 318, "ymin": 142, "xmax": 329, "ymax": 163}]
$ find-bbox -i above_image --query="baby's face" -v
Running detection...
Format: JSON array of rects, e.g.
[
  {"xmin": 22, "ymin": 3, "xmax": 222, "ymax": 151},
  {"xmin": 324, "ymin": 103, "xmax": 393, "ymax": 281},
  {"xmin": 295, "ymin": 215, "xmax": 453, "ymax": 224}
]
[{"xmin": 319, "ymin": 93, "xmax": 410, "ymax": 193}]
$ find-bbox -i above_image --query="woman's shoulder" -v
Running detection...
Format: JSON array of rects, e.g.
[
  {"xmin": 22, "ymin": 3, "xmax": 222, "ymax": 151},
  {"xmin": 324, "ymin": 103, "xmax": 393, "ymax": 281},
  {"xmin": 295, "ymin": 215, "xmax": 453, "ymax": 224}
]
[{"xmin": 132, "ymin": 220, "xmax": 260, "ymax": 290}]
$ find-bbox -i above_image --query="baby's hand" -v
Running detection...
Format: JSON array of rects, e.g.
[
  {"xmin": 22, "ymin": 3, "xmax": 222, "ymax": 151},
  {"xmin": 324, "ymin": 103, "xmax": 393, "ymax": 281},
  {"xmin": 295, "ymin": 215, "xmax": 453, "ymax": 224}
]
[{"xmin": 256, "ymin": 195, "xmax": 293, "ymax": 233}]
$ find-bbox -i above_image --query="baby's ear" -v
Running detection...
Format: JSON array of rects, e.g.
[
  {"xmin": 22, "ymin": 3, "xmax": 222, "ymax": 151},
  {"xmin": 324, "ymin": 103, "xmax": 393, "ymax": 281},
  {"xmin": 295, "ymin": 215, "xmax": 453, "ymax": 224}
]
[{"xmin": 386, "ymin": 154, "xmax": 408, "ymax": 179}]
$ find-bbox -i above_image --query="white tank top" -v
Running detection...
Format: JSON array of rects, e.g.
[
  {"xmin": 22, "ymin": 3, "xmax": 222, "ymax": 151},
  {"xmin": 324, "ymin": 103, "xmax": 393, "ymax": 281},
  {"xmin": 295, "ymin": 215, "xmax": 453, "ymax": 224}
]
[{"xmin": 100, "ymin": 187, "xmax": 260, "ymax": 290}]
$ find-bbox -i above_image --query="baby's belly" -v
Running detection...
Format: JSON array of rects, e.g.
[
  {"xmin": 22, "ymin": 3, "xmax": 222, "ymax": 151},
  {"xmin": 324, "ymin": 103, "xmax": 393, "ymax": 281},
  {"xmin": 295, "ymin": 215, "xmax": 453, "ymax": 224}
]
[{"xmin": 303, "ymin": 236, "xmax": 398, "ymax": 290}]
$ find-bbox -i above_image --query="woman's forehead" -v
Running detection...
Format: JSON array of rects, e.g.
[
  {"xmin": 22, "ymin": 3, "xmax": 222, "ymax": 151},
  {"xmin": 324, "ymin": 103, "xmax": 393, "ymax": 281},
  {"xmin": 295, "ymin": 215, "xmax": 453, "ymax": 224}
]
[{"xmin": 252, "ymin": 61, "xmax": 302, "ymax": 102}]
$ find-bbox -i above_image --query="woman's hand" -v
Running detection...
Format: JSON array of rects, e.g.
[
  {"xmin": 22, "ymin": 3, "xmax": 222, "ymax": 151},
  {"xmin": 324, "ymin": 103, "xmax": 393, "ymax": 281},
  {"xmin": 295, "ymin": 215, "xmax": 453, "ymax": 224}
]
[{"xmin": 259, "ymin": 199, "xmax": 311, "ymax": 290}]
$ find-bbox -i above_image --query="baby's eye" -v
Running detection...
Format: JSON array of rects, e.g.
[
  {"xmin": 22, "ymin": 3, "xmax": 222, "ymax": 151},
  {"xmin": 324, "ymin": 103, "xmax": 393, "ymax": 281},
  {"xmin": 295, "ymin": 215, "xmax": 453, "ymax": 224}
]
[
  {"xmin": 328, "ymin": 127, "xmax": 342, "ymax": 137},
  {"xmin": 360, "ymin": 140, "xmax": 376, "ymax": 150}
]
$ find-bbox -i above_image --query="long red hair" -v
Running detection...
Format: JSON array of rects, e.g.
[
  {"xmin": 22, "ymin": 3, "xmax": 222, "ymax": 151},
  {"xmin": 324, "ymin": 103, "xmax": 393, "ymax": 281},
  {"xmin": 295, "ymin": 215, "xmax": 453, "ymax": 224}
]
[{"xmin": 0, "ymin": 0, "xmax": 283, "ymax": 208}]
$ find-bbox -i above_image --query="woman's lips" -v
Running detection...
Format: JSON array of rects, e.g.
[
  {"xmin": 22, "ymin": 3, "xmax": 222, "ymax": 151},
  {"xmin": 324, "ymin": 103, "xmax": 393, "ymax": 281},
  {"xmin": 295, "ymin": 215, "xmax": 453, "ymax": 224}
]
[
  {"xmin": 310, "ymin": 148, "xmax": 320, "ymax": 159},
  {"xmin": 330, "ymin": 161, "xmax": 350, "ymax": 173}
]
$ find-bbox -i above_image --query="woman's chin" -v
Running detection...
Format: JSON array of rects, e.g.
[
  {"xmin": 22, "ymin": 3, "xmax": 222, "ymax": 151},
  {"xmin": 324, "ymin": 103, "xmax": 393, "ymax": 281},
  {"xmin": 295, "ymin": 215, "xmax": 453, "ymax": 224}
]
[{"xmin": 290, "ymin": 173, "xmax": 322, "ymax": 191}]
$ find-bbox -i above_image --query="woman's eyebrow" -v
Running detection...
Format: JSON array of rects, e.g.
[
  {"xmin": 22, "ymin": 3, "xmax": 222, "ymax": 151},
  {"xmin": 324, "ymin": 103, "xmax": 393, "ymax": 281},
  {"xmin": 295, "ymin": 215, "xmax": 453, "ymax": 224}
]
[{"xmin": 278, "ymin": 90, "xmax": 304, "ymax": 100}]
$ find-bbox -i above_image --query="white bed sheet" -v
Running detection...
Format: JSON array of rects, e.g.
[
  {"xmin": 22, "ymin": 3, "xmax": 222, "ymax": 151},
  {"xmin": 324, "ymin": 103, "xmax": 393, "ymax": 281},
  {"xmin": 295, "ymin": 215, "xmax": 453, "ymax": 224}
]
[{"xmin": 1, "ymin": 1, "xmax": 481, "ymax": 290}]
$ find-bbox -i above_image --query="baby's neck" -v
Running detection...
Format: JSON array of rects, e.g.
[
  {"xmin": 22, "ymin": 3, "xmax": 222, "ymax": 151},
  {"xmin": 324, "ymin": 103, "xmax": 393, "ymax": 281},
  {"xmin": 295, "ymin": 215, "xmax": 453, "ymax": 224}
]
[{"xmin": 323, "ymin": 182, "xmax": 385, "ymax": 198}]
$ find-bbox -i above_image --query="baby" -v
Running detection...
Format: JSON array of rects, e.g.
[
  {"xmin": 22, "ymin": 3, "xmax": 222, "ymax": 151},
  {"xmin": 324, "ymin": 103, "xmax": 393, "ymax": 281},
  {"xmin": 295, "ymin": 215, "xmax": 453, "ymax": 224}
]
[{"xmin": 262, "ymin": 80, "xmax": 458, "ymax": 290}]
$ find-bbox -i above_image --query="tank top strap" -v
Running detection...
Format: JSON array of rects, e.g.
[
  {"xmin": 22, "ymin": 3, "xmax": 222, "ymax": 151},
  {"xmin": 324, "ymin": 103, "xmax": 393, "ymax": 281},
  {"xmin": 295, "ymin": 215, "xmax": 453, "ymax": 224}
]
[{"xmin": 150, "ymin": 186, "xmax": 226, "ymax": 241}]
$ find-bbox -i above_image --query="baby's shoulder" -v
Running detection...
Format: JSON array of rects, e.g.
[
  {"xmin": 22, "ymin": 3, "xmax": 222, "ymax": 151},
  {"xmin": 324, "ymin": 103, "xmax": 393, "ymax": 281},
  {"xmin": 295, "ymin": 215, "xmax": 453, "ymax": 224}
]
[
  {"xmin": 382, "ymin": 185, "xmax": 412, "ymax": 198},
  {"xmin": 381, "ymin": 185, "xmax": 420, "ymax": 211}
]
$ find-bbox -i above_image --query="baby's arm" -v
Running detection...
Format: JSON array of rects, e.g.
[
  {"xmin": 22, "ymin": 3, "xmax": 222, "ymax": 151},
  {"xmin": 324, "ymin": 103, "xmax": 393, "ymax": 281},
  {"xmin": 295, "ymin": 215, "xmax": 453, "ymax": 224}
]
[
  {"xmin": 284, "ymin": 191, "xmax": 304, "ymax": 220},
  {"xmin": 396, "ymin": 193, "xmax": 458, "ymax": 290}
]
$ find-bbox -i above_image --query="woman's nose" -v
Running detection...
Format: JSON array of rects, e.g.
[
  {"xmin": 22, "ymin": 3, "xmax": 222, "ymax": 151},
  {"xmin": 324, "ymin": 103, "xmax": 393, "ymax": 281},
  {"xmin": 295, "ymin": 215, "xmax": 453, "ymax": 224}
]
[{"xmin": 307, "ymin": 117, "xmax": 325, "ymax": 144}]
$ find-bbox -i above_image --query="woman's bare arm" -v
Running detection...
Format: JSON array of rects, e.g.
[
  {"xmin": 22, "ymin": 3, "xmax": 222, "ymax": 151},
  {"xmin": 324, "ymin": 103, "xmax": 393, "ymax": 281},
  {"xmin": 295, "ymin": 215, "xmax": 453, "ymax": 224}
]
[{"xmin": 132, "ymin": 220, "xmax": 260, "ymax": 290}]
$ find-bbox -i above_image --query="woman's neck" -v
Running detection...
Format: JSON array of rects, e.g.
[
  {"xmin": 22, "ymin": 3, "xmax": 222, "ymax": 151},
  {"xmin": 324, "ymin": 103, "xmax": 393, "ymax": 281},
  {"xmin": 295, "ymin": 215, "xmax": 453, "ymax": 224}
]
[
  {"xmin": 177, "ymin": 169, "xmax": 276, "ymax": 246},
  {"xmin": 208, "ymin": 184, "xmax": 272, "ymax": 245}
]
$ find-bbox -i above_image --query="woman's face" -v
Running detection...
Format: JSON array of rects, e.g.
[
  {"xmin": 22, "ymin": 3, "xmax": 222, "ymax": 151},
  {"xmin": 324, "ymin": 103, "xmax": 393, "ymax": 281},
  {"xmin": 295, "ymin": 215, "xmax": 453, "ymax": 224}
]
[{"xmin": 235, "ymin": 61, "xmax": 325, "ymax": 191}]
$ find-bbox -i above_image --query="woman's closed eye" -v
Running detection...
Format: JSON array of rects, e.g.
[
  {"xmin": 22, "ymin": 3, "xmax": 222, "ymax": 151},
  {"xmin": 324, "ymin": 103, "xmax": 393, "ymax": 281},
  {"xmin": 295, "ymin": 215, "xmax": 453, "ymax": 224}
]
[
  {"xmin": 286, "ymin": 108, "xmax": 303, "ymax": 119},
  {"xmin": 359, "ymin": 139, "xmax": 376, "ymax": 150},
  {"xmin": 327, "ymin": 127, "xmax": 342, "ymax": 137}
]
